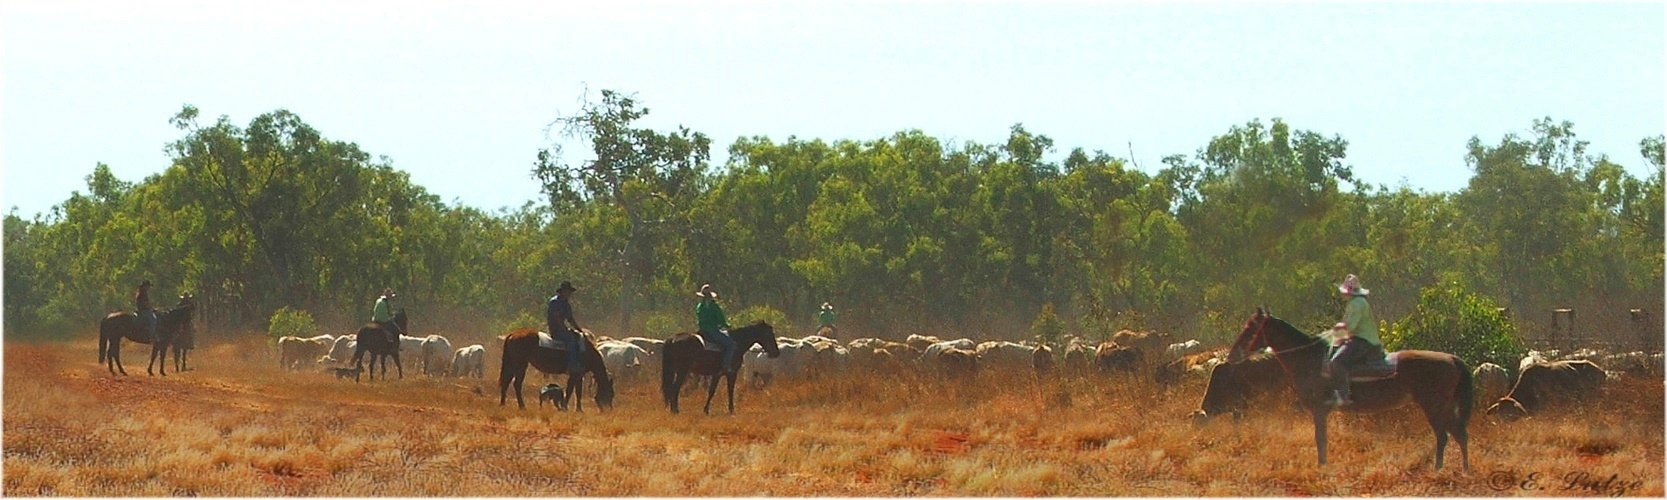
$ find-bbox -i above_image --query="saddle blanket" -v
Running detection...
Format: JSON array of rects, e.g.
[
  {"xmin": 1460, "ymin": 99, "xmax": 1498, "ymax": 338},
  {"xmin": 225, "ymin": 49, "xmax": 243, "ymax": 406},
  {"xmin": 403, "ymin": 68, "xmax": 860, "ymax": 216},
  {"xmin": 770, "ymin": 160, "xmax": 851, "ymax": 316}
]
[
  {"xmin": 537, "ymin": 331, "xmax": 567, "ymax": 351},
  {"xmin": 1348, "ymin": 351, "xmax": 1400, "ymax": 381},
  {"xmin": 681, "ymin": 332, "xmax": 725, "ymax": 352}
]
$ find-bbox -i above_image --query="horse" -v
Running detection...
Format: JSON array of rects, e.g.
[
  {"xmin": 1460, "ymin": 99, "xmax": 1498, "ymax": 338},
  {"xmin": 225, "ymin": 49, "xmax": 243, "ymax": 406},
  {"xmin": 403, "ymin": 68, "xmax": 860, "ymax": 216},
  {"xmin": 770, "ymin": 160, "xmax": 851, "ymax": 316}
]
[
  {"xmin": 351, "ymin": 309, "xmax": 407, "ymax": 380},
  {"xmin": 498, "ymin": 328, "xmax": 615, "ymax": 412},
  {"xmin": 97, "ymin": 294, "xmax": 197, "ymax": 376},
  {"xmin": 661, "ymin": 321, "xmax": 781, "ymax": 415},
  {"xmin": 171, "ymin": 294, "xmax": 197, "ymax": 372},
  {"xmin": 1226, "ymin": 308, "xmax": 1472, "ymax": 471}
]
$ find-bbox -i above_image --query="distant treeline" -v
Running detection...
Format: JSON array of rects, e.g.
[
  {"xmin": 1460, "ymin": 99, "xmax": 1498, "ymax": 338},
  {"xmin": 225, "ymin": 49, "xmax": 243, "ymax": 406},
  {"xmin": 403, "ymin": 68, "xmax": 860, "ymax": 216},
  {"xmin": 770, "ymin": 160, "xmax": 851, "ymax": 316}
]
[{"xmin": 5, "ymin": 91, "xmax": 1662, "ymax": 344}]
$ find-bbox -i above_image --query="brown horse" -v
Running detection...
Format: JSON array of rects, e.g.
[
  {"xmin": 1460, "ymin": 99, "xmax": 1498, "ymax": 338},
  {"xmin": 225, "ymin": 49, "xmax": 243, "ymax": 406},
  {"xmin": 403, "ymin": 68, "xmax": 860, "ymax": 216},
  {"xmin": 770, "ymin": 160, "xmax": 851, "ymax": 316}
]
[
  {"xmin": 661, "ymin": 322, "xmax": 781, "ymax": 414},
  {"xmin": 499, "ymin": 328, "xmax": 615, "ymax": 411},
  {"xmin": 98, "ymin": 294, "xmax": 197, "ymax": 376},
  {"xmin": 351, "ymin": 309, "xmax": 407, "ymax": 380},
  {"xmin": 1226, "ymin": 308, "xmax": 1472, "ymax": 470}
]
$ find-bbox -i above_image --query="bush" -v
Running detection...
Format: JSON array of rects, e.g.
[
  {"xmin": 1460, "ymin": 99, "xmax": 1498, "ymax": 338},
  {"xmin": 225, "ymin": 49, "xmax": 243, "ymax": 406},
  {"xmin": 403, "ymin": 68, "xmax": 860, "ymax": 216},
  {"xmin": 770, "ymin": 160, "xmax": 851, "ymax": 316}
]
[
  {"xmin": 641, "ymin": 310, "xmax": 685, "ymax": 338},
  {"xmin": 1031, "ymin": 303, "xmax": 1066, "ymax": 347},
  {"xmin": 730, "ymin": 304, "xmax": 793, "ymax": 336},
  {"xmin": 1382, "ymin": 281, "xmax": 1525, "ymax": 369},
  {"xmin": 268, "ymin": 307, "xmax": 317, "ymax": 339},
  {"xmin": 494, "ymin": 310, "xmax": 544, "ymax": 335}
]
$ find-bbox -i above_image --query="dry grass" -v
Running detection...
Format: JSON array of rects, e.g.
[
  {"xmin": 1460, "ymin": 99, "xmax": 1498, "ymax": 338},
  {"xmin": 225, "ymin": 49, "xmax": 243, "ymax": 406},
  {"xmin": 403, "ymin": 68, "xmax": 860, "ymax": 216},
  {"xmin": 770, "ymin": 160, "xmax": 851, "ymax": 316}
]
[{"xmin": 4, "ymin": 335, "xmax": 1662, "ymax": 496}]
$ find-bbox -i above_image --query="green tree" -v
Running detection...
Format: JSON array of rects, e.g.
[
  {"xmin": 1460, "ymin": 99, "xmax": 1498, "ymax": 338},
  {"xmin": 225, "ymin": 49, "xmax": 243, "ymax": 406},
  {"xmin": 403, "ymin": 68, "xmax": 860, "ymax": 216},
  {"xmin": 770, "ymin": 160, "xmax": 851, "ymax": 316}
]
[
  {"xmin": 1382, "ymin": 281, "xmax": 1525, "ymax": 369},
  {"xmin": 533, "ymin": 90, "xmax": 712, "ymax": 333}
]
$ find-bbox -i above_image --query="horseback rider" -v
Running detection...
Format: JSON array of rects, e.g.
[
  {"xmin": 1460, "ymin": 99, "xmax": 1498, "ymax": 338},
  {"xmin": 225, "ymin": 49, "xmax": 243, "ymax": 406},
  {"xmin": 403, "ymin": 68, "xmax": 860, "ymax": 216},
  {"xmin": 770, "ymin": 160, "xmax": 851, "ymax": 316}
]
[
  {"xmin": 135, "ymin": 280, "xmax": 158, "ymax": 342},
  {"xmin": 1323, "ymin": 274, "xmax": 1384, "ymax": 407},
  {"xmin": 695, "ymin": 283, "xmax": 738, "ymax": 374},
  {"xmin": 372, "ymin": 288, "xmax": 404, "ymax": 342},
  {"xmin": 817, "ymin": 301, "xmax": 837, "ymax": 338},
  {"xmin": 546, "ymin": 281, "xmax": 585, "ymax": 376}
]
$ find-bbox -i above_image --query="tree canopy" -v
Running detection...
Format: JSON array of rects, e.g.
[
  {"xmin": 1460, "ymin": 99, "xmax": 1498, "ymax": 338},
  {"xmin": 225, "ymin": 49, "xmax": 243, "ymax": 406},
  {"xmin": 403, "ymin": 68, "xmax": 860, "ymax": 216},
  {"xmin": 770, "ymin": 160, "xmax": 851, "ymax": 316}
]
[{"xmin": 6, "ymin": 97, "xmax": 1661, "ymax": 350}]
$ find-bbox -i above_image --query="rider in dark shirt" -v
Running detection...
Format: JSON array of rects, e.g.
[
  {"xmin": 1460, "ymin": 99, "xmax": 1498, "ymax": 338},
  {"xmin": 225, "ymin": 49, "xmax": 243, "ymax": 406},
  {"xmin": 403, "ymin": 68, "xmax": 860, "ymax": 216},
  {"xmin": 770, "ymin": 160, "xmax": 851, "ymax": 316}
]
[{"xmin": 546, "ymin": 281, "xmax": 584, "ymax": 375}]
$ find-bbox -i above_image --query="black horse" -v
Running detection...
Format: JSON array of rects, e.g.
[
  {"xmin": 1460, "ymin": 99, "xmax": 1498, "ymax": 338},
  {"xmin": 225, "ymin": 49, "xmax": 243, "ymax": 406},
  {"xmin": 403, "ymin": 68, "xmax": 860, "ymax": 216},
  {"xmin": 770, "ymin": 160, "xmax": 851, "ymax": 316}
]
[
  {"xmin": 1227, "ymin": 308, "xmax": 1472, "ymax": 471},
  {"xmin": 661, "ymin": 322, "xmax": 781, "ymax": 414},
  {"xmin": 98, "ymin": 294, "xmax": 197, "ymax": 376},
  {"xmin": 351, "ymin": 309, "xmax": 408, "ymax": 380},
  {"xmin": 498, "ymin": 328, "xmax": 615, "ymax": 411},
  {"xmin": 171, "ymin": 294, "xmax": 197, "ymax": 372}
]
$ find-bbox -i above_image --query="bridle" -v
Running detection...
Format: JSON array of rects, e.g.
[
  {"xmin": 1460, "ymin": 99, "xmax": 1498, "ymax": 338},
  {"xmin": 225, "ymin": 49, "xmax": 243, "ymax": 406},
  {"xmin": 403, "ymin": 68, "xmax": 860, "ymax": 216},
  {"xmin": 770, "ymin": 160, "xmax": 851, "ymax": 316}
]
[{"xmin": 1241, "ymin": 314, "xmax": 1325, "ymax": 378}]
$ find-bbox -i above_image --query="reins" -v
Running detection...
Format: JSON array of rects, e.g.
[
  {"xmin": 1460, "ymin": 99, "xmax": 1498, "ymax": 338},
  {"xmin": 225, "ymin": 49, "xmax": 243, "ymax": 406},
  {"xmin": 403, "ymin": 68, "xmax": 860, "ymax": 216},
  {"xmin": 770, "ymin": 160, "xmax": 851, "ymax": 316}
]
[{"xmin": 1248, "ymin": 316, "xmax": 1324, "ymax": 379}]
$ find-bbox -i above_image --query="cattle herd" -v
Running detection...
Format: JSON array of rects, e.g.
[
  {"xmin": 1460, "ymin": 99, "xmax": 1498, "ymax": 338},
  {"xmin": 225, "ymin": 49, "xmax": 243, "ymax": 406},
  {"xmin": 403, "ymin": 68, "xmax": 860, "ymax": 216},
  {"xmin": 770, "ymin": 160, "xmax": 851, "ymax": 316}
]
[{"xmin": 273, "ymin": 328, "xmax": 1663, "ymax": 421}]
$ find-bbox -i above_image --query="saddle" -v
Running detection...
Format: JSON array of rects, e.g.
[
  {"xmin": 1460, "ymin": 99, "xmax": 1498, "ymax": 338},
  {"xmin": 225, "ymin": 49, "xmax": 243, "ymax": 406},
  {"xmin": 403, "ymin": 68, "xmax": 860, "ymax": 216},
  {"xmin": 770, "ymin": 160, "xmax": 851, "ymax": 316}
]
[
  {"xmin": 537, "ymin": 330, "xmax": 585, "ymax": 351},
  {"xmin": 1346, "ymin": 351, "xmax": 1399, "ymax": 382},
  {"xmin": 672, "ymin": 332, "xmax": 726, "ymax": 352}
]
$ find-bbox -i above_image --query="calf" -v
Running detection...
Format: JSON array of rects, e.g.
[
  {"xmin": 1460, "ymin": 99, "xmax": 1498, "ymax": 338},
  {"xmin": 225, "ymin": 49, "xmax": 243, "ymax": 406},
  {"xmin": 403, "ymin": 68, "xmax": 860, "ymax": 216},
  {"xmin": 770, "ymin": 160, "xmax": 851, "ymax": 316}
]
[
  {"xmin": 1094, "ymin": 342, "xmax": 1143, "ymax": 373},
  {"xmin": 1485, "ymin": 360, "xmax": 1606, "ymax": 421}
]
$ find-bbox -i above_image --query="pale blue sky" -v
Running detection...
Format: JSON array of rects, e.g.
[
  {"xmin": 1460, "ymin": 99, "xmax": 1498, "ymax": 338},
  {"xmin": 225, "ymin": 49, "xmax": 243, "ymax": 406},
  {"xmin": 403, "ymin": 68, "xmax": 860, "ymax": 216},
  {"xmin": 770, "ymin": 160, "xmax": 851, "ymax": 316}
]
[{"xmin": 4, "ymin": 1, "xmax": 1662, "ymax": 218}]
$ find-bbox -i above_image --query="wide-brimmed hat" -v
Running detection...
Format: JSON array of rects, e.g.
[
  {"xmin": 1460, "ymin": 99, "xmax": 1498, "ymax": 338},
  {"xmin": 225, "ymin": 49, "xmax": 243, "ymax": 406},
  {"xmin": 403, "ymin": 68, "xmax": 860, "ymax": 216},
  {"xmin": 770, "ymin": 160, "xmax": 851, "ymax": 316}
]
[
  {"xmin": 139, "ymin": 280, "xmax": 152, "ymax": 288},
  {"xmin": 381, "ymin": 287, "xmax": 397, "ymax": 298},
  {"xmin": 821, "ymin": 302, "xmax": 833, "ymax": 311},
  {"xmin": 1336, "ymin": 274, "xmax": 1369, "ymax": 296},
  {"xmin": 696, "ymin": 283, "xmax": 718, "ymax": 298},
  {"xmin": 557, "ymin": 281, "xmax": 577, "ymax": 293}
]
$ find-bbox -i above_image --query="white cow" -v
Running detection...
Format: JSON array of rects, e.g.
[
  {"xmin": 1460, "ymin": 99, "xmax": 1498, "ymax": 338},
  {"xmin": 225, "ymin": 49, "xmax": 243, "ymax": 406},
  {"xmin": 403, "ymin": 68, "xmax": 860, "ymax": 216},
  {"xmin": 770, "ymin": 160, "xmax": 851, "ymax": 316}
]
[
  {"xmin": 1472, "ymin": 362, "xmax": 1512, "ymax": 405},
  {"xmin": 598, "ymin": 340, "xmax": 650, "ymax": 380},
  {"xmin": 975, "ymin": 341, "xmax": 1034, "ymax": 367},
  {"xmin": 420, "ymin": 334, "xmax": 454, "ymax": 376},
  {"xmin": 320, "ymin": 335, "xmax": 358, "ymax": 365},
  {"xmin": 921, "ymin": 338, "xmax": 977, "ymax": 361},
  {"xmin": 621, "ymin": 336, "xmax": 665, "ymax": 357},
  {"xmin": 278, "ymin": 334, "xmax": 335, "ymax": 371},
  {"xmin": 1165, "ymin": 339, "xmax": 1208, "ymax": 357},
  {"xmin": 450, "ymin": 344, "xmax": 486, "ymax": 378},
  {"xmin": 749, "ymin": 339, "xmax": 812, "ymax": 387}
]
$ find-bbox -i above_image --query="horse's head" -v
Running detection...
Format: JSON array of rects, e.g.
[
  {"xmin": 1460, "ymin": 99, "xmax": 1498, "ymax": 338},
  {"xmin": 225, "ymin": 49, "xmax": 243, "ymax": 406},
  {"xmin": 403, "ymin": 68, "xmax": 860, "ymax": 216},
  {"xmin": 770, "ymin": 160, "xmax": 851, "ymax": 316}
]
[
  {"xmin": 1227, "ymin": 308, "xmax": 1272, "ymax": 364},
  {"xmin": 393, "ymin": 308, "xmax": 408, "ymax": 331},
  {"xmin": 595, "ymin": 375, "xmax": 616, "ymax": 410},
  {"xmin": 746, "ymin": 321, "xmax": 781, "ymax": 358}
]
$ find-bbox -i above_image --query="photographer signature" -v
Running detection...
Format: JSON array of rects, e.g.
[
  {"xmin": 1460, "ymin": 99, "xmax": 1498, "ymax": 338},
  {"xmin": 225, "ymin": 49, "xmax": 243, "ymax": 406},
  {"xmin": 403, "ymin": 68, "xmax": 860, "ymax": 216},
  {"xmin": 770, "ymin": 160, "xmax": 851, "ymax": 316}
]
[{"xmin": 1488, "ymin": 469, "xmax": 1644, "ymax": 497}]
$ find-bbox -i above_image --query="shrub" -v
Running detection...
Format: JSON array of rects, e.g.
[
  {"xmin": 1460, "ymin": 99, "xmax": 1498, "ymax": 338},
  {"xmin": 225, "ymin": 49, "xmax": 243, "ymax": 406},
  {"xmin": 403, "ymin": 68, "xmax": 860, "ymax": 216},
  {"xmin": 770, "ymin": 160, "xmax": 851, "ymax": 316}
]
[
  {"xmin": 494, "ymin": 310, "xmax": 544, "ymax": 335},
  {"xmin": 641, "ymin": 311, "xmax": 685, "ymax": 338},
  {"xmin": 1382, "ymin": 281, "xmax": 1525, "ymax": 369},
  {"xmin": 267, "ymin": 307, "xmax": 317, "ymax": 339},
  {"xmin": 1031, "ymin": 303, "xmax": 1066, "ymax": 347},
  {"xmin": 730, "ymin": 304, "xmax": 793, "ymax": 335}
]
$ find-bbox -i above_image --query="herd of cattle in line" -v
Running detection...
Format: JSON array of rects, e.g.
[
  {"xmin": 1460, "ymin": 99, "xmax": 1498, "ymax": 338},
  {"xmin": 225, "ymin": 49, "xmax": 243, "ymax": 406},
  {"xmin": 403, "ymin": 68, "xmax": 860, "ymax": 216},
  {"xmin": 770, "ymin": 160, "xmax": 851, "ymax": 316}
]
[{"xmin": 273, "ymin": 328, "xmax": 1664, "ymax": 421}]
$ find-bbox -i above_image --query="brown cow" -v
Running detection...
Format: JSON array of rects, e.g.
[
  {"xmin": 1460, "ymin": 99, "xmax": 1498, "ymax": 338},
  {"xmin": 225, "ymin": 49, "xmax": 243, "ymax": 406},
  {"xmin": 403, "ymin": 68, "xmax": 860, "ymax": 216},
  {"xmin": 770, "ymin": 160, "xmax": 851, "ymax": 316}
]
[
  {"xmin": 1032, "ymin": 345, "xmax": 1056, "ymax": 375},
  {"xmin": 1155, "ymin": 350, "xmax": 1221, "ymax": 385},
  {"xmin": 1094, "ymin": 342, "xmax": 1143, "ymax": 373},
  {"xmin": 1190, "ymin": 353, "xmax": 1292, "ymax": 422},
  {"xmin": 937, "ymin": 348, "xmax": 979, "ymax": 377},
  {"xmin": 1062, "ymin": 341, "xmax": 1096, "ymax": 371},
  {"xmin": 1111, "ymin": 330, "xmax": 1171, "ymax": 360},
  {"xmin": 1485, "ymin": 360, "xmax": 1606, "ymax": 421}
]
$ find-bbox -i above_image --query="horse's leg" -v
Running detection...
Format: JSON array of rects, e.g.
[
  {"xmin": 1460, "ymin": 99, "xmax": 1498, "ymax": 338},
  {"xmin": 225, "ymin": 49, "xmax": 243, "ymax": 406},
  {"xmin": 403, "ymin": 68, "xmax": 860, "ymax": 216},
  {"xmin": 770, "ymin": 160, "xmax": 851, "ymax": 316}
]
[
  {"xmin": 566, "ymin": 372, "xmax": 583, "ymax": 413},
  {"xmin": 726, "ymin": 372, "xmax": 737, "ymax": 414},
  {"xmin": 703, "ymin": 370, "xmax": 723, "ymax": 415},
  {"xmin": 1415, "ymin": 397, "xmax": 1456, "ymax": 471},
  {"xmin": 1312, "ymin": 409, "xmax": 1330, "ymax": 466},
  {"xmin": 394, "ymin": 353, "xmax": 403, "ymax": 379},
  {"xmin": 113, "ymin": 338, "xmax": 128, "ymax": 376},
  {"xmin": 498, "ymin": 356, "xmax": 517, "ymax": 407}
]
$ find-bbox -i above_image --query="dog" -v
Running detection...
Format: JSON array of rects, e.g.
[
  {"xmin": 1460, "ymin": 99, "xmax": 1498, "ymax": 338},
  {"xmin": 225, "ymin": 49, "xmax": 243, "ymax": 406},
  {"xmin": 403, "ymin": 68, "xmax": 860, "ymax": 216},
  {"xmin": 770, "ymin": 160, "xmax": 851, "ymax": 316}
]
[
  {"xmin": 331, "ymin": 366, "xmax": 363, "ymax": 383},
  {"xmin": 538, "ymin": 383, "xmax": 568, "ymax": 410}
]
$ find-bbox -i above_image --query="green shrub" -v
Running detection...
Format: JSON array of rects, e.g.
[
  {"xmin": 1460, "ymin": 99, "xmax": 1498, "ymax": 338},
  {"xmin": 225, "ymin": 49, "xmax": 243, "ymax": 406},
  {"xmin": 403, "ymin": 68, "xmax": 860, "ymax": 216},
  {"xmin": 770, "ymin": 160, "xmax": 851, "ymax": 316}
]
[
  {"xmin": 730, "ymin": 304, "xmax": 793, "ymax": 335},
  {"xmin": 494, "ymin": 310, "xmax": 545, "ymax": 335},
  {"xmin": 268, "ymin": 307, "xmax": 317, "ymax": 339},
  {"xmin": 641, "ymin": 310, "xmax": 686, "ymax": 337},
  {"xmin": 1382, "ymin": 281, "xmax": 1525, "ymax": 369},
  {"xmin": 1031, "ymin": 302, "xmax": 1066, "ymax": 347}
]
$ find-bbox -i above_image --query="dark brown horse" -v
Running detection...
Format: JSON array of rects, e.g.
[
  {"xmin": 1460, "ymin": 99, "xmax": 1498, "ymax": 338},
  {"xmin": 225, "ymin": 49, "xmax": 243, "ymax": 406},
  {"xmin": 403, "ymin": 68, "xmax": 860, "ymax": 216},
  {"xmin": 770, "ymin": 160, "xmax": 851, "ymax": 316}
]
[
  {"xmin": 499, "ymin": 328, "xmax": 615, "ymax": 411},
  {"xmin": 1226, "ymin": 309, "xmax": 1472, "ymax": 470},
  {"xmin": 661, "ymin": 322, "xmax": 781, "ymax": 414},
  {"xmin": 351, "ymin": 309, "xmax": 407, "ymax": 380},
  {"xmin": 98, "ymin": 294, "xmax": 197, "ymax": 376},
  {"xmin": 171, "ymin": 294, "xmax": 197, "ymax": 372}
]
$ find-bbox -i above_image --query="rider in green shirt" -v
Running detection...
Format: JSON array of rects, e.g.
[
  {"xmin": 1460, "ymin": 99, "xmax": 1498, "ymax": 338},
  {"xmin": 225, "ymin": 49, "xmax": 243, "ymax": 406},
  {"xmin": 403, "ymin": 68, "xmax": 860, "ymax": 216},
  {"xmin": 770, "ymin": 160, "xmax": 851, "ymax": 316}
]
[
  {"xmin": 817, "ymin": 302, "xmax": 836, "ymax": 337},
  {"xmin": 695, "ymin": 283, "xmax": 738, "ymax": 373},
  {"xmin": 1325, "ymin": 274, "xmax": 1383, "ymax": 407},
  {"xmin": 371, "ymin": 288, "xmax": 404, "ymax": 341}
]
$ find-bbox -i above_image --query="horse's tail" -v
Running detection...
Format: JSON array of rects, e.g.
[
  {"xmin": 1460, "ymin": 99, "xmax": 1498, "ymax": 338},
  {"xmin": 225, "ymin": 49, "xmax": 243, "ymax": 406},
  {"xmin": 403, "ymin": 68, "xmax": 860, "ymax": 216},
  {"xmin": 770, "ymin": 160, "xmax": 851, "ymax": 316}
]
[
  {"xmin": 498, "ymin": 335, "xmax": 518, "ymax": 392},
  {"xmin": 660, "ymin": 342, "xmax": 677, "ymax": 405},
  {"xmin": 97, "ymin": 319, "xmax": 110, "ymax": 363},
  {"xmin": 1454, "ymin": 355, "xmax": 1475, "ymax": 425}
]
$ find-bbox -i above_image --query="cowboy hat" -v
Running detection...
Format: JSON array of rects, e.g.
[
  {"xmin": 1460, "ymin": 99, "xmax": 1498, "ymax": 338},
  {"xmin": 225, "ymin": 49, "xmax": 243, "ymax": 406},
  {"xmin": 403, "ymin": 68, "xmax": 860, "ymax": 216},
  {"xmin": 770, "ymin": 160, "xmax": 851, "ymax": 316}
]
[
  {"xmin": 821, "ymin": 302, "xmax": 833, "ymax": 310},
  {"xmin": 381, "ymin": 287, "xmax": 397, "ymax": 298},
  {"xmin": 1336, "ymin": 274, "xmax": 1369, "ymax": 296},
  {"xmin": 696, "ymin": 283, "xmax": 718, "ymax": 298},
  {"xmin": 557, "ymin": 281, "xmax": 577, "ymax": 293}
]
